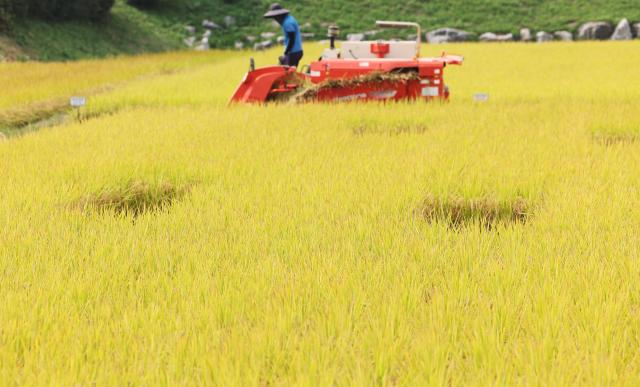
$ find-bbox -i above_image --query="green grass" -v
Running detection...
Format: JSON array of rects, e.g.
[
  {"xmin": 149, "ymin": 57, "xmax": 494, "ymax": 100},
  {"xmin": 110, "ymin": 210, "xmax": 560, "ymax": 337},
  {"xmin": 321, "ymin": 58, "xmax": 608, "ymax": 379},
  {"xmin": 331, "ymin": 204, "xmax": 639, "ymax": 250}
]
[{"xmin": 1, "ymin": 0, "xmax": 639, "ymax": 60}]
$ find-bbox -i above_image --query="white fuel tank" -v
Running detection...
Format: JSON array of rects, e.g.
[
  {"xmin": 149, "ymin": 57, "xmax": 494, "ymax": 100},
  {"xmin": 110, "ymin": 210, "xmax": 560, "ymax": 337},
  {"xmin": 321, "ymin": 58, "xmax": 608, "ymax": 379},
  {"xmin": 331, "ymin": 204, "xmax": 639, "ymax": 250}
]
[{"xmin": 340, "ymin": 41, "xmax": 418, "ymax": 59}]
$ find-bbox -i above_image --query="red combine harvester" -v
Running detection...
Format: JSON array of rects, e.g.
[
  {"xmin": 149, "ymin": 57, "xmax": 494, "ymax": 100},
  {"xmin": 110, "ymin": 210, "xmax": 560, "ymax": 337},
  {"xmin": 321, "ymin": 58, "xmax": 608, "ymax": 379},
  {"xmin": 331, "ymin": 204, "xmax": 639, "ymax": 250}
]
[{"xmin": 230, "ymin": 21, "xmax": 463, "ymax": 104}]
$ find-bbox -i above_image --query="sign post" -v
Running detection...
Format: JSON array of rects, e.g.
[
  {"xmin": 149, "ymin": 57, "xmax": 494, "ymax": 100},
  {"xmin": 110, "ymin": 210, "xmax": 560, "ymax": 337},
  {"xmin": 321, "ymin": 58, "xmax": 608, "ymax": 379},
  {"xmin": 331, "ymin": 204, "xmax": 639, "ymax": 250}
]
[
  {"xmin": 473, "ymin": 93, "xmax": 489, "ymax": 102},
  {"xmin": 70, "ymin": 96, "xmax": 86, "ymax": 122}
]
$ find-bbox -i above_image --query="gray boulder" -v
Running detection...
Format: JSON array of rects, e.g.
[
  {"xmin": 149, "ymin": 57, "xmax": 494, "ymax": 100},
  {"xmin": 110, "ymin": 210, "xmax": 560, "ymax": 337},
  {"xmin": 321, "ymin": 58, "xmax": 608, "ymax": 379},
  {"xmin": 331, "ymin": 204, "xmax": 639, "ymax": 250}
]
[
  {"xmin": 253, "ymin": 40, "xmax": 273, "ymax": 51},
  {"xmin": 224, "ymin": 15, "xmax": 236, "ymax": 28},
  {"xmin": 479, "ymin": 32, "xmax": 514, "ymax": 42},
  {"xmin": 611, "ymin": 18, "xmax": 633, "ymax": 40},
  {"xmin": 519, "ymin": 28, "xmax": 532, "ymax": 42},
  {"xmin": 536, "ymin": 31, "xmax": 554, "ymax": 43},
  {"xmin": 245, "ymin": 35, "xmax": 257, "ymax": 43},
  {"xmin": 554, "ymin": 31, "xmax": 573, "ymax": 41},
  {"xmin": 203, "ymin": 30, "xmax": 212, "ymax": 38},
  {"xmin": 301, "ymin": 22, "xmax": 312, "ymax": 30},
  {"xmin": 185, "ymin": 25, "xmax": 196, "ymax": 35},
  {"xmin": 301, "ymin": 33, "xmax": 315, "ymax": 39},
  {"xmin": 364, "ymin": 30, "xmax": 380, "ymax": 38},
  {"xmin": 195, "ymin": 37, "xmax": 210, "ymax": 51},
  {"xmin": 260, "ymin": 32, "xmax": 276, "ymax": 40},
  {"xmin": 347, "ymin": 33, "xmax": 365, "ymax": 41},
  {"xmin": 277, "ymin": 36, "xmax": 285, "ymax": 45},
  {"xmin": 202, "ymin": 20, "xmax": 221, "ymax": 30},
  {"xmin": 634, "ymin": 23, "xmax": 640, "ymax": 38},
  {"xmin": 577, "ymin": 21, "xmax": 613, "ymax": 40},
  {"xmin": 426, "ymin": 28, "xmax": 473, "ymax": 43},
  {"xmin": 183, "ymin": 36, "xmax": 196, "ymax": 48},
  {"xmin": 234, "ymin": 41, "xmax": 244, "ymax": 50}
]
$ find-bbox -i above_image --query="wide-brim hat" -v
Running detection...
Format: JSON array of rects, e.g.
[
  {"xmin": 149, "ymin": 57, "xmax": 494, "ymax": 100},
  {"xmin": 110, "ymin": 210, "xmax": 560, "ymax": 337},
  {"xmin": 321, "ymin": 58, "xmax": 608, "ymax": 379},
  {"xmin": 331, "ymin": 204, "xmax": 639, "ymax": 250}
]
[{"xmin": 264, "ymin": 3, "xmax": 290, "ymax": 18}]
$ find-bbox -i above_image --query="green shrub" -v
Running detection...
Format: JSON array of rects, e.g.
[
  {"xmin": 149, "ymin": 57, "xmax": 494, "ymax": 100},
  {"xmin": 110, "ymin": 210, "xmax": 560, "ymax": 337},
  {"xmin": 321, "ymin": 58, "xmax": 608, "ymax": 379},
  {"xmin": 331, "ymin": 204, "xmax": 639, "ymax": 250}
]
[
  {"xmin": 127, "ymin": 0, "xmax": 160, "ymax": 8},
  {"xmin": 28, "ymin": 0, "xmax": 115, "ymax": 20},
  {"xmin": 0, "ymin": 7, "xmax": 8, "ymax": 27},
  {"xmin": 0, "ymin": 0, "xmax": 26, "ymax": 27},
  {"xmin": 1, "ymin": 0, "xmax": 115, "ymax": 22},
  {"xmin": 0, "ymin": 0, "xmax": 14, "ymax": 27}
]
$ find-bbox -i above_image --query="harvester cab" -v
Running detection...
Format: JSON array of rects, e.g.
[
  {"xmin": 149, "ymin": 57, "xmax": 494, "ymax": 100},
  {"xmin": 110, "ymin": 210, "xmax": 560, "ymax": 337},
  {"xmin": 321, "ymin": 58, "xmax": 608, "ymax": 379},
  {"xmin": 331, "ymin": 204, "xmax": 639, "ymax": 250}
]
[{"xmin": 230, "ymin": 21, "xmax": 463, "ymax": 104}]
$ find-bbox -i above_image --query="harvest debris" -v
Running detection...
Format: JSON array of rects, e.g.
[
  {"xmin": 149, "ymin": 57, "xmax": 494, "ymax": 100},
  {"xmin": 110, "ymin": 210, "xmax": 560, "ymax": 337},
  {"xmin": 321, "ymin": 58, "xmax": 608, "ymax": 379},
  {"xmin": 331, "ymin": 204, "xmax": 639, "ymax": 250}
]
[
  {"xmin": 420, "ymin": 195, "xmax": 531, "ymax": 229},
  {"xmin": 78, "ymin": 180, "xmax": 191, "ymax": 217},
  {"xmin": 293, "ymin": 71, "xmax": 421, "ymax": 102},
  {"xmin": 592, "ymin": 133, "xmax": 639, "ymax": 146}
]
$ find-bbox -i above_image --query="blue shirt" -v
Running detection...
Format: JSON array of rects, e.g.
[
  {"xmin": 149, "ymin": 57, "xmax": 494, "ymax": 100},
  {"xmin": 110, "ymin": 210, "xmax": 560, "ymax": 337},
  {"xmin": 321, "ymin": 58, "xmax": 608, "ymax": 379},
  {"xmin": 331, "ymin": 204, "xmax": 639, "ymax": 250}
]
[{"xmin": 282, "ymin": 15, "xmax": 303, "ymax": 54}]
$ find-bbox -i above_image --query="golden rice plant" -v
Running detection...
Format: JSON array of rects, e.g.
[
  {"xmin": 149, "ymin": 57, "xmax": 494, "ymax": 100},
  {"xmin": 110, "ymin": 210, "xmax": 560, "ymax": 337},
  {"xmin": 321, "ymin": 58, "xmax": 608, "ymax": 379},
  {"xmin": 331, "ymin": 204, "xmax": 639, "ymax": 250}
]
[{"xmin": 1, "ymin": 41, "xmax": 640, "ymax": 385}]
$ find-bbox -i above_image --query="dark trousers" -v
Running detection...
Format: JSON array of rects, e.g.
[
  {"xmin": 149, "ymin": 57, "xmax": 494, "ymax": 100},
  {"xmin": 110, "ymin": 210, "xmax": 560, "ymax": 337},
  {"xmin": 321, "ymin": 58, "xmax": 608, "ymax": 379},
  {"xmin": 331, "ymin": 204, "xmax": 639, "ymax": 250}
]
[{"xmin": 280, "ymin": 51, "xmax": 304, "ymax": 67}]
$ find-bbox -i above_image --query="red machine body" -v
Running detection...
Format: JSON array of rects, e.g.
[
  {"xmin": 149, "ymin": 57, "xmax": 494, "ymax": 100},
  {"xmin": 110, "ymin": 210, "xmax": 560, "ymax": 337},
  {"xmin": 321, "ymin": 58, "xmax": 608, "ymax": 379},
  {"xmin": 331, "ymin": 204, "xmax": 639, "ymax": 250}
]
[
  {"xmin": 306, "ymin": 56, "xmax": 462, "ymax": 102},
  {"xmin": 229, "ymin": 21, "xmax": 463, "ymax": 104}
]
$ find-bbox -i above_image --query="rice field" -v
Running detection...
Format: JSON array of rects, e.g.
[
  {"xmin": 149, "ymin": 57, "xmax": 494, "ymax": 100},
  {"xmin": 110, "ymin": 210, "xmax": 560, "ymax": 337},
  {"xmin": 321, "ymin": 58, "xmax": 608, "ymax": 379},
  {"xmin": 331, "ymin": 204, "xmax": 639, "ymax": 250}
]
[
  {"xmin": 0, "ymin": 51, "xmax": 224, "ymax": 128},
  {"xmin": 1, "ymin": 41, "xmax": 640, "ymax": 385}
]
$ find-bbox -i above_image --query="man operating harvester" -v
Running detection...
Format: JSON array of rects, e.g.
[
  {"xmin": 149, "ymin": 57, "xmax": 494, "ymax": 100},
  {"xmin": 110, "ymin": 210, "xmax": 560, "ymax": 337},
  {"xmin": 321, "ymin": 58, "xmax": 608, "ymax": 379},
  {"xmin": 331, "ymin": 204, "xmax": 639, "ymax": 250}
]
[{"xmin": 263, "ymin": 3, "xmax": 304, "ymax": 68}]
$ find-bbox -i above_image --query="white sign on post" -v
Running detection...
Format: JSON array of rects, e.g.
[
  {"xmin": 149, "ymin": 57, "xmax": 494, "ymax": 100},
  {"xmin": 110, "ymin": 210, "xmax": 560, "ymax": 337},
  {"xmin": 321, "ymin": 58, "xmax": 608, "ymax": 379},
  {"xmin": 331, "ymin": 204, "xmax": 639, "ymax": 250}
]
[
  {"xmin": 70, "ymin": 96, "xmax": 86, "ymax": 122},
  {"xmin": 70, "ymin": 96, "xmax": 86, "ymax": 107},
  {"xmin": 473, "ymin": 93, "xmax": 489, "ymax": 102}
]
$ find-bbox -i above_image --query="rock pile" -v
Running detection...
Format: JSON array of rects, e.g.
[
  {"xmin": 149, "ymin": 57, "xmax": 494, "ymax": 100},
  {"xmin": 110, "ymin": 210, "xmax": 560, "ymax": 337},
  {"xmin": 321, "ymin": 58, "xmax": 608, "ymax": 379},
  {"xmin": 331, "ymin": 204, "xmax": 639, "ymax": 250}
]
[
  {"xmin": 202, "ymin": 20, "xmax": 220, "ymax": 30},
  {"xmin": 425, "ymin": 28, "xmax": 473, "ymax": 43},
  {"xmin": 260, "ymin": 32, "xmax": 276, "ymax": 40},
  {"xmin": 520, "ymin": 28, "xmax": 532, "ymax": 42},
  {"xmin": 611, "ymin": 19, "xmax": 633, "ymax": 40},
  {"xmin": 424, "ymin": 18, "xmax": 636, "ymax": 45},
  {"xmin": 183, "ymin": 16, "xmax": 639, "ymax": 52},
  {"xmin": 346, "ymin": 33, "xmax": 365, "ymax": 42},
  {"xmin": 577, "ymin": 21, "xmax": 613, "ymax": 40},
  {"xmin": 536, "ymin": 31, "xmax": 553, "ymax": 43},
  {"xmin": 183, "ymin": 16, "xmax": 241, "ymax": 50},
  {"xmin": 253, "ymin": 40, "xmax": 273, "ymax": 51},
  {"xmin": 554, "ymin": 31, "xmax": 573, "ymax": 41},
  {"xmin": 479, "ymin": 32, "xmax": 514, "ymax": 42}
]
